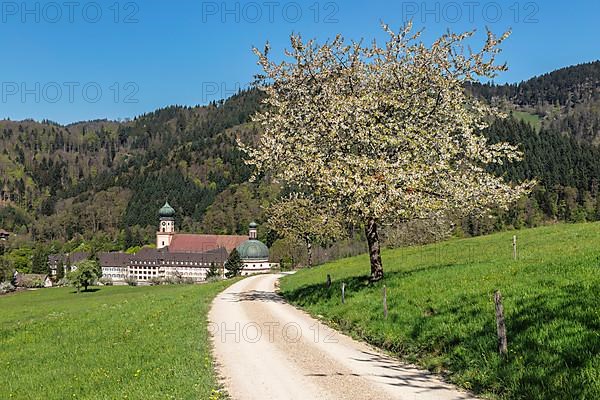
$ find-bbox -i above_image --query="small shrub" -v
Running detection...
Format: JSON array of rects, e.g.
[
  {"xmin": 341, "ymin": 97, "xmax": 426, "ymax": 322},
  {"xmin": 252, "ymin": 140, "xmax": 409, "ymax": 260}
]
[
  {"xmin": 0, "ymin": 281, "xmax": 16, "ymax": 295},
  {"xmin": 165, "ymin": 274, "xmax": 186, "ymax": 284},
  {"xmin": 124, "ymin": 276, "xmax": 138, "ymax": 286},
  {"xmin": 57, "ymin": 278, "xmax": 70, "ymax": 287},
  {"xmin": 148, "ymin": 276, "xmax": 163, "ymax": 286},
  {"xmin": 23, "ymin": 278, "xmax": 44, "ymax": 289},
  {"xmin": 163, "ymin": 275, "xmax": 195, "ymax": 285},
  {"xmin": 206, "ymin": 263, "xmax": 220, "ymax": 280},
  {"xmin": 99, "ymin": 277, "xmax": 113, "ymax": 286},
  {"xmin": 205, "ymin": 276, "xmax": 222, "ymax": 283}
]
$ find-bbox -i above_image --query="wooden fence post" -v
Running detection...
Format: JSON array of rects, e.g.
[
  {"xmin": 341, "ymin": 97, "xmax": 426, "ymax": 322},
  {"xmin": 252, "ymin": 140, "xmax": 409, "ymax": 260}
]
[
  {"xmin": 326, "ymin": 274, "xmax": 331, "ymax": 289},
  {"xmin": 512, "ymin": 235, "xmax": 517, "ymax": 260},
  {"xmin": 494, "ymin": 290, "xmax": 508, "ymax": 356},
  {"xmin": 341, "ymin": 282, "xmax": 346, "ymax": 304},
  {"xmin": 383, "ymin": 285, "xmax": 388, "ymax": 319}
]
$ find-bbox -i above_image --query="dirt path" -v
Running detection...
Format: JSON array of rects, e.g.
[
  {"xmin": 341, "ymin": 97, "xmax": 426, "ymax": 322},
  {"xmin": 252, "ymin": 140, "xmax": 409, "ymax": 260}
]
[{"xmin": 209, "ymin": 274, "xmax": 477, "ymax": 400}]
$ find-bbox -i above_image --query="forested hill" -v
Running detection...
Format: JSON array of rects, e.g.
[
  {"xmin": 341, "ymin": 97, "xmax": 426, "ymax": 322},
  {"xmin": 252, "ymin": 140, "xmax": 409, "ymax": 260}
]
[
  {"xmin": 2, "ymin": 61, "xmax": 600, "ymax": 250},
  {"xmin": 468, "ymin": 60, "xmax": 600, "ymax": 144},
  {"xmin": 0, "ymin": 88, "xmax": 271, "ymax": 245},
  {"xmin": 470, "ymin": 60, "xmax": 600, "ymax": 106}
]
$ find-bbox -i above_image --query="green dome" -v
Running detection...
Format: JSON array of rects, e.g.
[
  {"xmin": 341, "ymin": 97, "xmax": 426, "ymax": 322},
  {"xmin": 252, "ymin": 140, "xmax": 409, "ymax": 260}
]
[
  {"xmin": 237, "ymin": 239, "xmax": 269, "ymax": 260},
  {"xmin": 158, "ymin": 201, "xmax": 175, "ymax": 218},
  {"xmin": 249, "ymin": 221, "xmax": 258, "ymax": 229}
]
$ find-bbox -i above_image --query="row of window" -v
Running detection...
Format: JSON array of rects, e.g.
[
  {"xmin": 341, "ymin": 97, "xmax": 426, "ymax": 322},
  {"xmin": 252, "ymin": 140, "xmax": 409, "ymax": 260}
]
[
  {"xmin": 130, "ymin": 266, "xmax": 158, "ymax": 270},
  {"xmin": 103, "ymin": 267, "xmax": 127, "ymax": 273},
  {"xmin": 104, "ymin": 274, "xmax": 126, "ymax": 279},
  {"xmin": 245, "ymin": 263, "xmax": 270, "ymax": 269},
  {"xmin": 163, "ymin": 261, "xmax": 213, "ymax": 266},
  {"xmin": 136, "ymin": 271, "xmax": 158, "ymax": 276},
  {"xmin": 167, "ymin": 271, "xmax": 205, "ymax": 277},
  {"xmin": 131, "ymin": 261, "xmax": 216, "ymax": 266},
  {"xmin": 104, "ymin": 263, "xmax": 222, "ymax": 272},
  {"xmin": 105, "ymin": 267, "xmax": 217, "ymax": 275},
  {"xmin": 165, "ymin": 267, "xmax": 207, "ymax": 272}
]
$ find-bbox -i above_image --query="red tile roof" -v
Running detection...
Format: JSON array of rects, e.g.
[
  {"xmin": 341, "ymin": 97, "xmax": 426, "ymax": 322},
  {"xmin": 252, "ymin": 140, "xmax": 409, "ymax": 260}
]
[
  {"xmin": 95, "ymin": 247, "xmax": 228, "ymax": 268},
  {"xmin": 168, "ymin": 234, "xmax": 248, "ymax": 253}
]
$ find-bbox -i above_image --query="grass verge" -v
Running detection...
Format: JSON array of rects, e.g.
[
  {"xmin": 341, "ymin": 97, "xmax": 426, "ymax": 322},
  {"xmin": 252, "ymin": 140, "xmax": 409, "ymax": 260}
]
[
  {"xmin": 0, "ymin": 281, "xmax": 234, "ymax": 400},
  {"xmin": 280, "ymin": 223, "xmax": 600, "ymax": 399}
]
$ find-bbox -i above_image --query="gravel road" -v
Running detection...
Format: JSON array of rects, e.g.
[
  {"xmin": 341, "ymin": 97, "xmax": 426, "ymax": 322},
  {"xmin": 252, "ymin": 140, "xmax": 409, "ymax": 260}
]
[{"xmin": 209, "ymin": 274, "xmax": 477, "ymax": 400}]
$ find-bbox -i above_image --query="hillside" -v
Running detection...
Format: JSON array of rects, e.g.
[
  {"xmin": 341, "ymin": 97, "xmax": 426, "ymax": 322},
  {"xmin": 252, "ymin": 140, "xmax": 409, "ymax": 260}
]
[
  {"xmin": 468, "ymin": 60, "xmax": 600, "ymax": 144},
  {"xmin": 0, "ymin": 89, "xmax": 270, "ymax": 245},
  {"xmin": 280, "ymin": 222, "xmax": 600, "ymax": 399},
  {"xmin": 2, "ymin": 62, "xmax": 600, "ymax": 261},
  {"xmin": 466, "ymin": 63, "xmax": 600, "ymax": 235}
]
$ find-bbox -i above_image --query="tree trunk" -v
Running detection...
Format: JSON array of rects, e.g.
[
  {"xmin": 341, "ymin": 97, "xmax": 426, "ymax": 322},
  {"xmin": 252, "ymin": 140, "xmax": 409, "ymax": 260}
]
[
  {"xmin": 365, "ymin": 219, "xmax": 384, "ymax": 282},
  {"xmin": 305, "ymin": 237, "xmax": 313, "ymax": 268}
]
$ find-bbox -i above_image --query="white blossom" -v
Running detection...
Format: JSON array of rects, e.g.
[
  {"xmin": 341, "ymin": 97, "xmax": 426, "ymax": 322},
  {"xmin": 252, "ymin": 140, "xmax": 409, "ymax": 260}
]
[{"xmin": 241, "ymin": 23, "xmax": 533, "ymax": 279}]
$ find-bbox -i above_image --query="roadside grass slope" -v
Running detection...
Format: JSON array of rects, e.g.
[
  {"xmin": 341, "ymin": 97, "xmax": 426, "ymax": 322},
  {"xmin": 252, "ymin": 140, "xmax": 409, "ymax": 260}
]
[
  {"xmin": 0, "ymin": 282, "xmax": 233, "ymax": 400},
  {"xmin": 280, "ymin": 223, "xmax": 600, "ymax": 399}
]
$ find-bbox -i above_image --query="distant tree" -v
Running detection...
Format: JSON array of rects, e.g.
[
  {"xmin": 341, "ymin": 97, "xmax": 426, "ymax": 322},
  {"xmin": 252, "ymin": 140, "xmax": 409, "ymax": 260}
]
[
  {"xmin": 206, "ymin": 262, "xmax": 220, "ymax": 280},
  {"xmin": 31, "ymin": 245, "xmax": 50, "ymax": 275},
  {"xmin": 123, "ymin": 227, "xmax": 135, "ymax": 250},
  {"xmin": 4, "ymin": 247, "xmax": 33, "ymax": 273},
  {"xmin": 65, "ymin": 254, "xmax": 72, "ymax": 274},
  {"xmin": 55, "ymin": 259, "xmax": 65, "ymax": 281},
  {"xmin": 265, "ymin": 228, "xmax": 280, "ymax": 248},
  {"xmin": 266, "ymin": 195, "xmax": 344, "ymax": 268},
  {"xmin": 67, "ymin": 260, "xmax": 99, "ymax": 293},
  {"xmin": 0, "ymin": 257, "xmax": 14, "ymax": 282},
  {"xmin": 225, "ymin": 249, "xmax": 243, "ymax": 278}
]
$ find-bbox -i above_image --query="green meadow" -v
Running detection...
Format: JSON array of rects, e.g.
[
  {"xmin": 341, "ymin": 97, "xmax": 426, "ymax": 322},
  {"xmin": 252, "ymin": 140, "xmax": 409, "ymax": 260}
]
[
  {"xmin": 0, "ymin": 282, "xmax": 232, "ymax": 400},
  {"xmin": 511, "ymin": 110, "xmax": 542, "ymax": 131},
  {"xmin": 280, "ymin": 223, "xmax": 600, "ymax": 399}
]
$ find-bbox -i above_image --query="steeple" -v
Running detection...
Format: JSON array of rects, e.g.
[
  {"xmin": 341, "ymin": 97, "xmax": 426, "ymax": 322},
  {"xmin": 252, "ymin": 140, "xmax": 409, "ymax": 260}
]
[
  {"xmin": 157, "ymin": 201, "xmax": 176, "ymax": 249},
  {"xmin": 249, "ymin": 222, "xmax": 258, "ymax": 240},
  {"xmin": 159, "ymin": 201, "xmax": 175, "ymax": 219}
]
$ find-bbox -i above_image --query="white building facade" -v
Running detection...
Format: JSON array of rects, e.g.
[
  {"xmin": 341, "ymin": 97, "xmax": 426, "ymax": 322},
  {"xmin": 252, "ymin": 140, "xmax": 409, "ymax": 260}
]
[{"xmin": 50, "ymin": 202, "xmax": 277, "ymax": 284}]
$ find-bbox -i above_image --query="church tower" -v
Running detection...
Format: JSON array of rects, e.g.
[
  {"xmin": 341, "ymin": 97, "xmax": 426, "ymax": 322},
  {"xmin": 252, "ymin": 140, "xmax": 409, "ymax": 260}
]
[
  {"xmin": 248, "ymin": 221, "xmax": 258, "ymax": 239},
  {"xmin": 156, "ymin": 201, "xmax": 176, "ymax": 249}
]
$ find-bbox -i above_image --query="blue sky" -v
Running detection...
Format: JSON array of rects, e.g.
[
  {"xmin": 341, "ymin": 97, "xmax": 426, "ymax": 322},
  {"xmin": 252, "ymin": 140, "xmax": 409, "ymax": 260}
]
[{"xmin": 1, "ymin": 0, "xmax": 598, "ymax": 124}]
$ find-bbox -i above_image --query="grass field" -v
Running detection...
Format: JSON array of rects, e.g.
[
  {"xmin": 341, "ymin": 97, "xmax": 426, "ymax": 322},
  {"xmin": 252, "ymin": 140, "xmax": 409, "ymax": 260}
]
[
  {"xmin": 511, "ymin": 110, "xmax": 542, "ymax": 131},
  {"xmin": 280, "ymin": 223, "xmax": 600, "ymax": 399},
  {"xmin": 0, "ymin": 281, "xmax": 233, "ymax": 400}
]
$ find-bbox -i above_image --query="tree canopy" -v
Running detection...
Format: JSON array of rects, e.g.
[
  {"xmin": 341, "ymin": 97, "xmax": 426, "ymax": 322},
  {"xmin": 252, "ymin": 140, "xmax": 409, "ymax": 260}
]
[
  {"xmin": 243, "ymin": 23, "xmax": 531, "ymax": 280},
  {"xmin": 67, "ymin": 259, "xmax": 99, "ymax": 292},
  {"xmin": 224, "ymin": 249, "xmax": 243, "ymax": 278}
]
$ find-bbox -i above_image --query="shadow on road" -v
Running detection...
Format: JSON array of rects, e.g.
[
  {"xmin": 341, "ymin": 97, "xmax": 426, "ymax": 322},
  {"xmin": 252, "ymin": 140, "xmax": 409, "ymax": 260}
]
[{"xmin": 229, "ymin": 289, "xmax": 287, "ymax": 304}]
